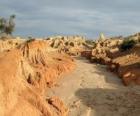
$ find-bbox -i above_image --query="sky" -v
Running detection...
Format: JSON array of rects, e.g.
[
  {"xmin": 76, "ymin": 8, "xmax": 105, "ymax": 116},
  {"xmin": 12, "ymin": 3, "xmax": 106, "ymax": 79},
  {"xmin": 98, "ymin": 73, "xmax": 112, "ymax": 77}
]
[{"xmin": 0, "ymin": 0, "xmax": 140, "ymax": 39}]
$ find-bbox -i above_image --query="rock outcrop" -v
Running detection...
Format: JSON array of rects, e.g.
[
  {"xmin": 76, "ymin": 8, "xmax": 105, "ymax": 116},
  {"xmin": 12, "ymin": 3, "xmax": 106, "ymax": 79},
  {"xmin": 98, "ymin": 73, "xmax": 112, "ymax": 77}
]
[
  {"xmin": 109, "ymin": 45, "xmax": 140, "ymax": 85},
  {"xmin": 90, "ymin": 37, "xmax": 123, "ymax": 64},
  {"xmin": 88, "ymin": 33, "xmax": 140, "ymax": 86},
  {"xmin": 0, "ymin": 38, "xmax": 75, "ymax": 116},
  {"xmin": 46, "ymin": 36, "xmax": 90, "ymax": 56}
]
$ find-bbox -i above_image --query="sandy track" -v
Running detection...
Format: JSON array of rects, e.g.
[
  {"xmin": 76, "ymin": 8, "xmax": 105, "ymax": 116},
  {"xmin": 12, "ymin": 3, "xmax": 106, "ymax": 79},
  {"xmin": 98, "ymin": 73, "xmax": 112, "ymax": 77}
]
[{"xmin": 47, "ymin": 57, "xmax": 140, "ymax": 116}]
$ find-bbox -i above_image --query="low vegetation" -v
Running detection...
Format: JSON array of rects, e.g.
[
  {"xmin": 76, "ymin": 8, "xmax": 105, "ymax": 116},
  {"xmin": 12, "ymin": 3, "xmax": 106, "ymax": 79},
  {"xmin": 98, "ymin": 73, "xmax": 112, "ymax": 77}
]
[{"xmin": 120, "ymin": 39, "xmax": 136, "ymax": 51}]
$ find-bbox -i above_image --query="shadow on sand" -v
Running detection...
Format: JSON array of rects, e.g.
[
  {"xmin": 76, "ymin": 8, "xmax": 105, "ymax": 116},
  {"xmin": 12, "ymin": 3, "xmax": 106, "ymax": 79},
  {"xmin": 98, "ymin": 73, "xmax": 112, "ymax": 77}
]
[{"xmin": 75, "ymin": 88, "xmax": 140, "ymax": 116}]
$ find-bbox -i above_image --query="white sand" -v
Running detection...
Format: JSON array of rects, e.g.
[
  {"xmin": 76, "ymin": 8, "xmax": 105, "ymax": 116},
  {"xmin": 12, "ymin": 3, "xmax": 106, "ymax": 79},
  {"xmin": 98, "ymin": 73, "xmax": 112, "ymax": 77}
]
[{"xmin": 47, "ymin": 57, "xmax": 140, "ymax": 116}]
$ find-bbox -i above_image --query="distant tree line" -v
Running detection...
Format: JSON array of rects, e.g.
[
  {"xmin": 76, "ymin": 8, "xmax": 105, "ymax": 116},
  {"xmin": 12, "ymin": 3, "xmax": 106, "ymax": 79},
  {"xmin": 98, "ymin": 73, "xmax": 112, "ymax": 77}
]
[{"xmin": 0, "ymin": 15, "xmax": 16, "ymax": 35}]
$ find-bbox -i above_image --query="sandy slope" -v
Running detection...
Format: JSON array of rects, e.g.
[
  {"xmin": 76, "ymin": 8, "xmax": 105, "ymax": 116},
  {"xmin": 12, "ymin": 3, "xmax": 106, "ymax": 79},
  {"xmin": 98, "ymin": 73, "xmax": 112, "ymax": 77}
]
[{"xmin": 47, "ymin": 57, "xmax": 140, "ymax": 116}]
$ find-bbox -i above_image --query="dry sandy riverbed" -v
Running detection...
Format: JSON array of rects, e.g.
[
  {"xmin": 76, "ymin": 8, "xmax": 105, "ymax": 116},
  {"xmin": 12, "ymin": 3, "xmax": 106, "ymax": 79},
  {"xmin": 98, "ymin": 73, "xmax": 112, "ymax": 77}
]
[{"xmin": 47, "ymin": 57, "xmax": 140, "ymax": 116}]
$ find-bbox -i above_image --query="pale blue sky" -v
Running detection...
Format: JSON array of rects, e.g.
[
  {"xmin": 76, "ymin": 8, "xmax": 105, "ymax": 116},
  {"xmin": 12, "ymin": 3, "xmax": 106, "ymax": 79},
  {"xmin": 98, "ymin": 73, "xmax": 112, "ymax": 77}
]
[{"xmin": 0, "ymin": 0, "xmax": 140, "ymax": 38}]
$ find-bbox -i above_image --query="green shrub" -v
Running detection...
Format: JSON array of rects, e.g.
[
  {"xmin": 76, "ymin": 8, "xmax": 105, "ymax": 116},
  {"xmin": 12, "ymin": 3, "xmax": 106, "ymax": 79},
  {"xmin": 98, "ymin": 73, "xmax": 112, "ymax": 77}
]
[
  {"xmin": 120, "ymin": 39, "xmax": 136, "ymax": 51},
  {"xmin": 26, "ymin": 38, "xmax": 35, "ymax": 43},
  {"xmin": 0, "ymin": 15, "xmax": 16, "ymax": 35}
]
